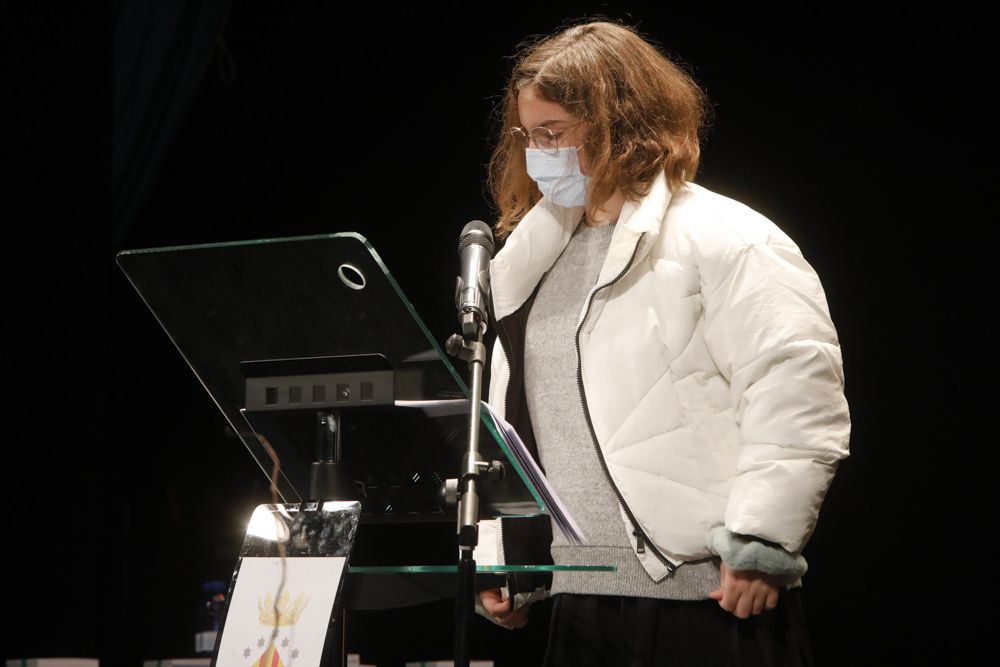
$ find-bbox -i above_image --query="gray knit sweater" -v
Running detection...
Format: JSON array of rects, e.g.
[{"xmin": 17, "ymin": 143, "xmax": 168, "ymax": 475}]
[{"xmin": 523, "ymin": 219, "xmax": 721, "ymax": 599}]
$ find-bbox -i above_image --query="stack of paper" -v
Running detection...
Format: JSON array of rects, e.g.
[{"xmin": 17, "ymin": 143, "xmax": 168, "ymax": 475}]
[{"xmin": 481, "ymin": 401, "xmax": 585, "ymax": 545}]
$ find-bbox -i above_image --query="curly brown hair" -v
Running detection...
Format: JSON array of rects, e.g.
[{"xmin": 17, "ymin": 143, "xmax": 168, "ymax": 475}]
[{"xmin": 487, "ymin": 20, "xmax": 711, "ymax": 239}]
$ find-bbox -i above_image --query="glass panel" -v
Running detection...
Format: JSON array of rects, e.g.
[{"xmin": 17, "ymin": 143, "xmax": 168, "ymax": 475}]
[
  {"xmin": 117, "ymin": 233, "xmax": 543, "ymax": 520},
  {"xmin": 235, "ymin": 504, "xmax": 612, "ymax": 578},
  {"xmin": 348, "ymin": 565, "xmax": 616, "ymax": 573}
]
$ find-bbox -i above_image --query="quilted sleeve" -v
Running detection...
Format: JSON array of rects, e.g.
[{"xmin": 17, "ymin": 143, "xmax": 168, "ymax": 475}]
[{"xmin": 702, "ymin": 238, "xmax": 851, "ymax": 553}]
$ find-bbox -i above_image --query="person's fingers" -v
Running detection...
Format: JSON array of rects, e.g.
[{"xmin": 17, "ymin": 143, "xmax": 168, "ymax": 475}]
[
  {"xmin": 712, "ymin": 565, "xmax": 789, "ymax": 619},
  {"xmin": 734, "ymin": 589, "xmax": 753, "ymax": 619},
  {"xmin": 710, "ymin": 562, "xmax": 728, "ymax": 605},
  {"xmin": 751, "ymin": 588, "xmax": 767, "ymax": 615},
  {"xmin": 479, "ymin": 588, "xmax": 511, "ymax": 617},
  {"xmin": 505, "ymin": 605, "xmax": 531, "ymax": 629},
  {"xmin": 718, "ymin": 581, "xmax": 737, "ymax": 613},
  {"xmin": 479, "ymin": 587, "xmax": 537, "ymax": 630},
  {"xmin": 479, "ymin": 588, "xmax": 505, "ymax": 610},
  {"xmin": 490, "ymin": 601, "xmax": 531, "ymax": 629}
]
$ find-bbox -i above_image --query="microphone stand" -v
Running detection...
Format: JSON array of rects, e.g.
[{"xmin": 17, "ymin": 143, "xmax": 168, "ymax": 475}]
[
  {"xmin": 447, "ymin": 220, "xmax": 502, "ymax": 667},
  {"xmin": 446, "ymin": 318, "xmax": 487, "ymax": 667}
]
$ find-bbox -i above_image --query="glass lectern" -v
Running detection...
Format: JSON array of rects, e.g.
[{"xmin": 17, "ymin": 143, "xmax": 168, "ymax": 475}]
[
  {"xmin": 117, "ymin": 233, "xmax": 542, "ymax": 514},
  {"xmin": 116, "ymin": 233, "xmax": 610, "ymax": 615}
]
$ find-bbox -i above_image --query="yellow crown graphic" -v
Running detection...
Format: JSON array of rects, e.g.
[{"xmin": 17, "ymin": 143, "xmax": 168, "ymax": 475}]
[{"xmin": 258, "ymin": 590, "xmax": 309, "ymax": 626}]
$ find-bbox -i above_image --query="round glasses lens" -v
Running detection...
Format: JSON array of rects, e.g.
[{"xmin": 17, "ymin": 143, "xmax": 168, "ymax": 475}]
[{"xmin": 530, "ymin": 127, "xmax": 559, "ymax": 154}]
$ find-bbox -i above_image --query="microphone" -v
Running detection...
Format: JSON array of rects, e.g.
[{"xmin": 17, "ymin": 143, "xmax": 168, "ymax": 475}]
[{"xmin": 455, "ymin": 220, "xmax": 494, "ymax": 340}]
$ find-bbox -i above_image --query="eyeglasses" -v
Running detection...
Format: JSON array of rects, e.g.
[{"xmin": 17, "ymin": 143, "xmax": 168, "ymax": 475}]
[{"xmin": 509, "ymin": 122, "xmax": 583, "ymax": 156}]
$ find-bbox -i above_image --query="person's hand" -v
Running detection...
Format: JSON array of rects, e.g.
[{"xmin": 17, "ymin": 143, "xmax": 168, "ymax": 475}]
[
  {"xmin": 479, "ymin": 587, "xmax": 531, "ymax": 629},
  {"xmin": 708, "ymin": 562, "xmax": 780, "ymax": 619}
]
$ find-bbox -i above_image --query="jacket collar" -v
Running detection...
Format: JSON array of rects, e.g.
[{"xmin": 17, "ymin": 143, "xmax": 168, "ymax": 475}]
[{"xmin": 490, "ymin": 169, "xmax": 674, "ymax": 320}]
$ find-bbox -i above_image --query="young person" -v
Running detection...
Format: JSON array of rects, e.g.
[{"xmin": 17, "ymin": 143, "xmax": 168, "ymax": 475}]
[{"xmin": 475, "ymin": 19, "xmax": 851, "ymax": 667}]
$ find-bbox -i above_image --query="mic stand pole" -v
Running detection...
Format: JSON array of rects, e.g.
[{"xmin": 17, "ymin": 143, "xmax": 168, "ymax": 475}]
[{"xmin": 447, "ymin": 323, "xmax": 488, "ymax": 667}]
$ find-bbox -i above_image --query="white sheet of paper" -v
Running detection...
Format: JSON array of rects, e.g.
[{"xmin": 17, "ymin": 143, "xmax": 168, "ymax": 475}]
[{"xmin": 216, "ymin": 556, "xmax": 346, "ymax": 667}]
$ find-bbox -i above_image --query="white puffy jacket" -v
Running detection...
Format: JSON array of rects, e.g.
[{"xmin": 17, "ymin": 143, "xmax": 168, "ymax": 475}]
[{"xmin": 484, "ymin": 169, "xmax": 851, "ymax": 582}]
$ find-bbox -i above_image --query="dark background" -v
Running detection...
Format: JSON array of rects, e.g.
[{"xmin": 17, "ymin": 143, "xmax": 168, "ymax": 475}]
[{"xmin": 4, "ymin": 2, "xmax": 992, "ymax": 665}]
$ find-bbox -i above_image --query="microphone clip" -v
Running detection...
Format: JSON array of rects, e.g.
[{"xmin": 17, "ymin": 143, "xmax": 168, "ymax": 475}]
[
  {"xmin": 445, "ymin": 332, "xmax": 486, "ymax": 364},
  {"xmin": 454, "ymin": 277, "xmax": 490, "ymax": 341}
]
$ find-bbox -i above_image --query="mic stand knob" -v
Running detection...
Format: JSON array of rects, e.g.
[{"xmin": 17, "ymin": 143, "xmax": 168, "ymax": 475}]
[{"xmin": 439, "ymin": 478, "xmax": 459, "ymax": 511}]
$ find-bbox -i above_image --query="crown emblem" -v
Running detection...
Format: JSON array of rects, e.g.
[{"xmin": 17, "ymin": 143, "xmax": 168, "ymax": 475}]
[{"xmin": 258, "ymin": 590, "xmax": 309, "ymax": 626}]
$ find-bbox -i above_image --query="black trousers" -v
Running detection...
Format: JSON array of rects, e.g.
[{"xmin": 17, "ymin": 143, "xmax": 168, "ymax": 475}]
[{"xmin": 543, "ymin": 588, "xmax": 814, "ymax": 667}]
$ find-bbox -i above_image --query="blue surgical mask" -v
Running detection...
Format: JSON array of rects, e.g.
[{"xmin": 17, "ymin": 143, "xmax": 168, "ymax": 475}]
[{"xmin": 525, "ymin": 145, "xmax": 590, "ymax": 207}]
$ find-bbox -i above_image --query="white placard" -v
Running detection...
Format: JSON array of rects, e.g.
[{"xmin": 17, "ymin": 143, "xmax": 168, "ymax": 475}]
[{"xmin": 216, "ymin": 556, "xmax": 347, "ymax": 667}]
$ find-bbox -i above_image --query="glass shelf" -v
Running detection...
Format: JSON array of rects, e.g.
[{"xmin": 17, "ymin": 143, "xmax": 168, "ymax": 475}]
[{"xmin": 348, "ymin": 564, "xmax": 615, "ymax": 574}]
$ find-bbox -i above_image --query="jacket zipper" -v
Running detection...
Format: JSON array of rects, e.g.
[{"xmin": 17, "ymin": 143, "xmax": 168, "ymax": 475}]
[
  {"xmin": 574, "ymin": 233, "xmax": 677, "ymax": 574},
  {"xmin": 493, "ymin": 311, "xmax": 512, "ymax": 567},
  {"xmin": 493, "ymin": 312, "xmax": 511, "ymax": 454}
]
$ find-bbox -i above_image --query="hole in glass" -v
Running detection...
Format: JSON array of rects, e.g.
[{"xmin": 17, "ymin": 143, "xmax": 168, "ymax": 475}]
[{"xmin": 337, "ymin": 263, "xmax": 366, "ymax": 290}]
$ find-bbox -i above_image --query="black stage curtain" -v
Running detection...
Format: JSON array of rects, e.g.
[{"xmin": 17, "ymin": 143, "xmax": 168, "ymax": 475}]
[{"xmin": 113, "ymin": 0, "xmax": 231, "ymax": 242}]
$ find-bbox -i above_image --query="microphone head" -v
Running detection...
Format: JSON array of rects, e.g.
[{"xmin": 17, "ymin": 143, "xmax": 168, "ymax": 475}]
[{"xmin": 458, "ymin": 220, "xmax": 495, "ymax": 257}]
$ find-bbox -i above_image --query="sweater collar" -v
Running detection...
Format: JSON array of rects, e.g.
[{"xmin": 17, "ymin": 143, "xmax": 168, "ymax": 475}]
[{"xmin": 490, "ymin": 169, "xmax": 674, "ymax": 320}]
